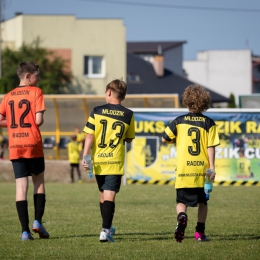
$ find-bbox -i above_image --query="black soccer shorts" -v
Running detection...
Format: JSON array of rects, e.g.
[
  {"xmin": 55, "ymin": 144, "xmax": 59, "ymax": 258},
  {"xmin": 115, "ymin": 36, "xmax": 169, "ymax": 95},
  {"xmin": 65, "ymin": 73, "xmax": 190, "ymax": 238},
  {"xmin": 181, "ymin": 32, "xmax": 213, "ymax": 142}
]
[{"xmin": 11, "ymin": 157, "xmax": 45, "ymax": 179}]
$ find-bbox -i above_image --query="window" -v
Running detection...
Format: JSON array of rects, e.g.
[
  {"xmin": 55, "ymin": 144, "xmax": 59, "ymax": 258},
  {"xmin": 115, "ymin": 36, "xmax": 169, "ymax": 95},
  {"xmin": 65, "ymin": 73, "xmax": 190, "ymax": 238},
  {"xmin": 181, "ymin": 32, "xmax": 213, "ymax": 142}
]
[
  {"xmin": 127, "ymin": 73, "xmax": 141, "ymax": 83},
  {"xmin": 84, "ymin": 56, "xmax": 104, "ymax": 77}
]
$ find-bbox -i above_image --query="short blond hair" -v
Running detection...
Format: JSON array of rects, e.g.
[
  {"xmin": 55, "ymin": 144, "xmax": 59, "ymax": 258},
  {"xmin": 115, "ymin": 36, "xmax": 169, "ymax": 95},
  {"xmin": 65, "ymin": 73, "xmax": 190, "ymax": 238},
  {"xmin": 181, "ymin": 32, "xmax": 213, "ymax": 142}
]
[{"xmin": 106, "ymin": 79, "xmax": 127, "ymax": 101}]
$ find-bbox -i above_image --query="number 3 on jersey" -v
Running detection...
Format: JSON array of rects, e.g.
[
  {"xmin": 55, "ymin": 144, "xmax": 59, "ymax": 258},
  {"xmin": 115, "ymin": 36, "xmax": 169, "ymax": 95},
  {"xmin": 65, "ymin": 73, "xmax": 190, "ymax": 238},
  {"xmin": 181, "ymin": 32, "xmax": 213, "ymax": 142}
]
[
  {"xmin": 188, "ymin": 127, "xmax": 200, "ymax": 156},
  {"xmin": 98, "ymin": 119, "xmax": 125, "ymax": 149}
]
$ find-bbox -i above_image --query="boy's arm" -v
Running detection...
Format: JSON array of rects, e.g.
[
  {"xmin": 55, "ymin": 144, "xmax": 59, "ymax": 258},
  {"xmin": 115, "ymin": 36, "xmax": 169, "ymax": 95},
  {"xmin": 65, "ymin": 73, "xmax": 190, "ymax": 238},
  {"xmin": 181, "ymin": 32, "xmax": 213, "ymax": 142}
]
[
  {"xmin": 125, "ymin": 138, "xmax": 133, "ymax": 143},
  {"xmin": 0, "ymin": 114, "xmax": 7, "ymax": 127},
  {"xmin": 161, "ymin": 137, "xmax": 176, "ymax": 144},
  {"xmin": 82, "ymin": 133, "xmax": 94, "ymax": 170},
  {"xmin": 125, "ymin": 114, "xmax": 135, "ymax": 144},
  {"xmin": 36, "ymin": 112, "xmax": 44, "ymax": 126},
  {"xmin": 207, "ymin": 146, "xmax": 216, "ymax": 180}
]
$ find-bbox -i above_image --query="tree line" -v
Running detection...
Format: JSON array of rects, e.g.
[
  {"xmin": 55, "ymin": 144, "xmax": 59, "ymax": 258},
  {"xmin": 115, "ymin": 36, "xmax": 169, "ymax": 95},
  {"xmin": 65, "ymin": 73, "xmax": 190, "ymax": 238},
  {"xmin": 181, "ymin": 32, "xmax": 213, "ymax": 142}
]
[{"xmin": 0, "ymin": 38, "xmax": 95, "ymax": 95}]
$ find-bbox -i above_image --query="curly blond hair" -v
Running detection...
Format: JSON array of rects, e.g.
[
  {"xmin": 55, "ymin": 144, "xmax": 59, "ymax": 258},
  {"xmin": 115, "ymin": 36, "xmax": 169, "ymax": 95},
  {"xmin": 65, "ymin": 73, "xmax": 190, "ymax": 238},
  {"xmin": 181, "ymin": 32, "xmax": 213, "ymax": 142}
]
[{"xmin": 182, "ymin": 84, "xmax": 211, "ymax": 113}]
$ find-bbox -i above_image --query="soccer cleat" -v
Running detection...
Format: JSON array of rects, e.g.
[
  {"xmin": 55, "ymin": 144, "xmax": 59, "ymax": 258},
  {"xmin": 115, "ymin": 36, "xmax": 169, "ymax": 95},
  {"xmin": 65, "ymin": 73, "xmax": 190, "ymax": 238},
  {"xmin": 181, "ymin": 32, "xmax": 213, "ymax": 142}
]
[
  {"xmin": 32, "ymin": 220, "xmax": 50, "ymax": 239},
  {"xmin": 99, "ymin": 229, "xmax": 115, "ymax": 242},
  {"xmin": 110, "ymin": 226, "xmax": 116, "ymax": 236},
  {"xmin": 21, "ymin": 231, "xmax": 34, "ymax": 241},
  {"xmin": 174, "ymin": 214, "xmax": 187, "ymax": 243},
  {"xmin": 194, "ymin": 231, "xmax": 210, "ymax": 242}
]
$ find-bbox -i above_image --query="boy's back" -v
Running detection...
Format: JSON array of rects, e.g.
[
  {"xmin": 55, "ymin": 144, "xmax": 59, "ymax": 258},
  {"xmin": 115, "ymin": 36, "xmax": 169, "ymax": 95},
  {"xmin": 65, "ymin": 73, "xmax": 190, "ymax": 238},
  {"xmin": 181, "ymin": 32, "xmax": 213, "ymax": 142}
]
[
  {"xmin": 82, "ymin": 79, "xmax": 135, "ymax": 243},
  {"xmin": 0, "ymin": 85, "xmax": 45, "ymax": 160},
  {"xmin": 162, "ymin": 84, "xmax": 220, "ymax": 243},
  {"xmin": 67, "ymin": 140, "xmax": 82, "ymax": 164},
  {"xmin": 84, "ymin": 102, "xmax": 135, "ymax": 175},
  {"xmin": 164, "ymin": 112, "xmax": 219, "ymax": 188}
]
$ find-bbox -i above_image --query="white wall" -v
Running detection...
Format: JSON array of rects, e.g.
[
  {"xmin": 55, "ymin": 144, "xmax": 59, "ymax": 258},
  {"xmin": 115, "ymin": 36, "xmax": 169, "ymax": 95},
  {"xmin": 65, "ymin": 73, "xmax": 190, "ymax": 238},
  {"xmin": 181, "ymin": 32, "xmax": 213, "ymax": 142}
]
[{"xmin": 183, "ymin": 50, "xmax": 252, "ymax": 105}]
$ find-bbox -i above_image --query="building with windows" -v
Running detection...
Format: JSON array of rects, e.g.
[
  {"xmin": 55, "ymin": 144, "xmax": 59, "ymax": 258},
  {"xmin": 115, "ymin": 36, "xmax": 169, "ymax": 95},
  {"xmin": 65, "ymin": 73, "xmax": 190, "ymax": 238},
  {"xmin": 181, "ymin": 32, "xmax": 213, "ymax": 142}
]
[
  {"xmin": 126, "ymin": 42, "xmax": 230, "ymax": 104},
  {"xmin": 1, "ymin": 14, "xmax": 126, "ymax": 94},
  {"xmin": 183, "ymin": 50, "xmax": 257, "ymax": 106},
  {"xmin": 127, "ymin": 41, "xmax": 186, "ymax": 77}
]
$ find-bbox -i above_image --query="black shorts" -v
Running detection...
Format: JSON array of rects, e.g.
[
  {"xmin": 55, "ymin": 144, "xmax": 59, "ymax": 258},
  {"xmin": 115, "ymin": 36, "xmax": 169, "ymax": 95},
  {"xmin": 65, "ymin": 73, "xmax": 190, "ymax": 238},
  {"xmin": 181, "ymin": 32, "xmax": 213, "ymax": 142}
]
[
  {"xmin": 95, "ymin": 175, "xmax": 122, "ymax": 193},
  {"xmin": 176, "ymin": 188, "xmax": 207, "ymax": 207},
  {"xmin": 11, "ymin": 157, "xmax": 45, "ymax": 179},
  {"xmin": 70, "ymin": 163, "xmax": 79, "ymax": 168}
]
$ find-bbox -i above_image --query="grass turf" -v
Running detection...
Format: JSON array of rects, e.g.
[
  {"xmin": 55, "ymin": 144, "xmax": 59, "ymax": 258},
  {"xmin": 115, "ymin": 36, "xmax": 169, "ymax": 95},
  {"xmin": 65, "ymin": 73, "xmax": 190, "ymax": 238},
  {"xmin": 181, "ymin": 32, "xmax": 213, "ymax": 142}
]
[{"xmin": 0, "ymin": 183, "xmax": 259, "ymax": 259}]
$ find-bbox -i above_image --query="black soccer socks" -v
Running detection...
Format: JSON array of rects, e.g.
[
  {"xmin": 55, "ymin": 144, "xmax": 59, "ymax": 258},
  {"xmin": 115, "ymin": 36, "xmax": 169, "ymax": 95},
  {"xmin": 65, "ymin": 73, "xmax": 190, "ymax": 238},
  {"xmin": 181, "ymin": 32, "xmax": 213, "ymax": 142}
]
[
  {"xmin": 102, "ymin": 200, "xmax": 115, "ymax": 229},
  {"xmin": 34, "ymin": 193, "xmax": 46, "ymax": 224},
  {"xmin": 16, "ymin": 200, "xmax": 30, "ymax": 232}
]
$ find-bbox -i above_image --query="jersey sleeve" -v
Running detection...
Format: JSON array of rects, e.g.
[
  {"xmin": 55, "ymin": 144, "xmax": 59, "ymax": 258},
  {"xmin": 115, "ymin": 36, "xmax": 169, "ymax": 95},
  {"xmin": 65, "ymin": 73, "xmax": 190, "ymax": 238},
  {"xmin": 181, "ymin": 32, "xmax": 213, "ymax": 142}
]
[
  {"xmin": 83, "ymin": 109, "xmax": 95, "ymax": 135},
  {"xmin": 0, "ymin": 95, "xmax": 7, "ymax": 116},
  {"xmin": 126, "ymin": 113, "xmax": 135, "ymax": 139},
  {"xmin": 208, "ymin": 124, "xmax": 220, "ymax": 147},
  {"xmin": 35, "ymin": 89, "xmax": 45, "ymax": 113},
  {"xmin": 163, "ymin": 120, "xmax": 177, "ymax": 141}
]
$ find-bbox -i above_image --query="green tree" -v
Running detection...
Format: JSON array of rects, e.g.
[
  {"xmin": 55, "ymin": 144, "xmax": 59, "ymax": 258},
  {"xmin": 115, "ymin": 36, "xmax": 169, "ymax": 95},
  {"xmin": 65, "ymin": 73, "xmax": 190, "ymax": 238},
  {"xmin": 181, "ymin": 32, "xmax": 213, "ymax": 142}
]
[
  {"xmin": 0, "ymin": 38, "xmax": 72, "ymax": 94},
  {"xmin": 63, "ymin": 77, "xmax": 96, "ymax": 94},
  {"xmin": 227, "ymin": 93, "xmax": 236, "ymax": 108}
]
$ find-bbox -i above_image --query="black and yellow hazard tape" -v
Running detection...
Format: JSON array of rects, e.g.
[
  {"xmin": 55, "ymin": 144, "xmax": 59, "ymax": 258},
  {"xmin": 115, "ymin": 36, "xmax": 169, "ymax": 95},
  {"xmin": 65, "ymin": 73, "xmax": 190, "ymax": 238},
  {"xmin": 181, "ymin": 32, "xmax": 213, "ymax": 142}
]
[
  {"xmin": 214, "ymin": 180, "xmax": 260, "ymax": 186},
  {"xmin": 127, "ymin": 179, "xmax": 260, "ymax": 186},
  {"xmin": 127, "ymin": 179, "xmax": 176, "ymax": 185}
]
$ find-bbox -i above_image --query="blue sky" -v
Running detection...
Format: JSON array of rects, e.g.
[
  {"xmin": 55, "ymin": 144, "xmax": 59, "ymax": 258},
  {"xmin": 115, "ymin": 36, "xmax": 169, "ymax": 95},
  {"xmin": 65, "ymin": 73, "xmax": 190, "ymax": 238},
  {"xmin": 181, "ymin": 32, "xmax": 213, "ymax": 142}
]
[{"xmin": 3, "ymin": 0, "xmax": 260, "ymax": 60}]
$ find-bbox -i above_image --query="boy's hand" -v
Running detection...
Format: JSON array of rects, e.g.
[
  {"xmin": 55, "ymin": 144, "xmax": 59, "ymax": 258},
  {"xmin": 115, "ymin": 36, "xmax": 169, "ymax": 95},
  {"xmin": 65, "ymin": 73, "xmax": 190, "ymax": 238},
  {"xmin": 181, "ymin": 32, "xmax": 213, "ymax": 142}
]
[
  {"xmin": 82, "ymin": 158, "xmax": 89, "ymax": 171},
  {"xmin": 170, "ymin": 138, "xmax": 176, "ymax": 144},
  {"xmin": 162, "ymin": 137, "xmax": 176, "ymax": 144},
  {"xmin": 210, "ymin": 172, "xmax": 216, "ymax": 181}
]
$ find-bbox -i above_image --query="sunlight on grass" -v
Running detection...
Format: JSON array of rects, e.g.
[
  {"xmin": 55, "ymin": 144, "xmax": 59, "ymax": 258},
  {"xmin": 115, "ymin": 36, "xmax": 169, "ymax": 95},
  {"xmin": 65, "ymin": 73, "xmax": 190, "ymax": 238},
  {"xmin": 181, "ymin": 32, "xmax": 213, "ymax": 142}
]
[{"xmin": 0, "ymin": 183, "xmax": 259, "ymax": 259}]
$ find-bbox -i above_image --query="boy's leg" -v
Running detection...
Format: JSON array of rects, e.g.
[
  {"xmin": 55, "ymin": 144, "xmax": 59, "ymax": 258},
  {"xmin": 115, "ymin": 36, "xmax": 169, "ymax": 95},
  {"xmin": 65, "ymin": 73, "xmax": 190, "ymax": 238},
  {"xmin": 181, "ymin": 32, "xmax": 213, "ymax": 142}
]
[
  {"xmin": 32, "ymin": 172, "xmax": 46, "ymax": 223},
  {"xmin": 76, "ymin": 164, "xmax": 82, "ymax": 181},
  {"xmin": 102, "ymin": 190, "xmax": 116, "ymax": 229},
  {"xmin": 194, "ymin": 188, "xmax": 209, "ymax": 241},
  {"xmin": 197, "ymin": 202, "xmax": 207, "ymax": 223},
  {"xmin": 70, "ymin": 165, "xmax": 74, "ymax": 183},
  {"xmin": 16, "ymin": 176, "xmax": 29, "ymax": 201},
  {"xmin": 15, "ymin": 177, "xmax": 30, "ymax": 233},
  {"xmin": 175, "ymin": 188, "xmax": 192, "ymax": 243},
  {"xmin": 32, "ymin": 171, "xmax": 45, "ymax": 195},
  {"xmin": 194, "ymin": 202, "xmax": 209, "ymax": 241},
  {"xmin": 99, "ymin": 191, "xmax": 104, "ymax": 220},
  {"xmin": 97, "ymin": 175, "xmax": 121, "ymax": 242},
  {"xmin": 99, "ymin": 190, "xmax": 116, "ymax": 242},
  {"xmin": 31, "ymin": 172, "xmax": 49, "ymax": 238},
  {"xmin": 175, "ymin": 203, "xmax": 188, "ymax": 243},
  {"xmin": 100, "ymin": 201, "xmax": 103, "ymax": 217},
  {"xmin": 176, "ymin": 202, "xmax": 187, "ymax": 215}
]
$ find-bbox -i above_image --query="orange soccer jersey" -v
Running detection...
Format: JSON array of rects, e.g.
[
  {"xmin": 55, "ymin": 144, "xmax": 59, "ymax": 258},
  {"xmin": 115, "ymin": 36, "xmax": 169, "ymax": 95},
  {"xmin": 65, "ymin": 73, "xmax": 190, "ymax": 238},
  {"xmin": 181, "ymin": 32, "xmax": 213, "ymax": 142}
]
[{"xmin": 0, "ymin": 86, "xmax": 45, "ymax": 160}]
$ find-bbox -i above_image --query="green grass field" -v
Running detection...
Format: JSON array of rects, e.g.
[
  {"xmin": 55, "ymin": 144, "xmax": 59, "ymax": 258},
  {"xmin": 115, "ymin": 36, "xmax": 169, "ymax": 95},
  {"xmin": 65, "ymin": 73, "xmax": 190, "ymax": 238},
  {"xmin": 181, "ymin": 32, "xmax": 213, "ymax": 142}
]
[{"xmin": 0, "ymin": 183, "xmax": 259, "ymax": 260}]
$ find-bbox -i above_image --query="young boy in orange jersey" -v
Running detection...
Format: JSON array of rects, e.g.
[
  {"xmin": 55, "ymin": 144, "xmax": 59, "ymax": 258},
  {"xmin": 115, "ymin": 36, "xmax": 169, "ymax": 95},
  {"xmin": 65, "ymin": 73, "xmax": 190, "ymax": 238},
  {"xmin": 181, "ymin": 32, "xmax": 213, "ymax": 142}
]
[{"xmin": 0, "ymin": 62, "xmax": 49, "ymax": 240}]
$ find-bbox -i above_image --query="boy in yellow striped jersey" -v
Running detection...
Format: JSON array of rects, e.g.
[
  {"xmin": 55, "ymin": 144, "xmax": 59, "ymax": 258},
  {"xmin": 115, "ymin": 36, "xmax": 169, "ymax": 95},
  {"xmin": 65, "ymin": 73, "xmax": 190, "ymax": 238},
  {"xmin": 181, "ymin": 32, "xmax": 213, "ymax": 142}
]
[
  {"xmin": 82, "ymin": 79, "xmax": 135, "ymax": 242},
  {"xmin": 162, "ymin": 85, "xmax": 219, "ymax": 243}
]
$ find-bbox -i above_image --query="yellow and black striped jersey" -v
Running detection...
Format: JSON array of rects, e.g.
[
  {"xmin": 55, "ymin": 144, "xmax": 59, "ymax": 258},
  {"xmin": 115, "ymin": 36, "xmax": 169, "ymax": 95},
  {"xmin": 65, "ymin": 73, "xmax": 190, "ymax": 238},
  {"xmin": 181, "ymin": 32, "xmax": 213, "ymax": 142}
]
[
  {"xmin": 83, "ymin": 103, "xmax": 135, "ymax": 175},
  {"xmin": 67, "ymin": 141, "xmax": 82, "ymax": 164},
  {"xmin": 163, "ymin": 113, "xmax": 220, "ymax": 188}
]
